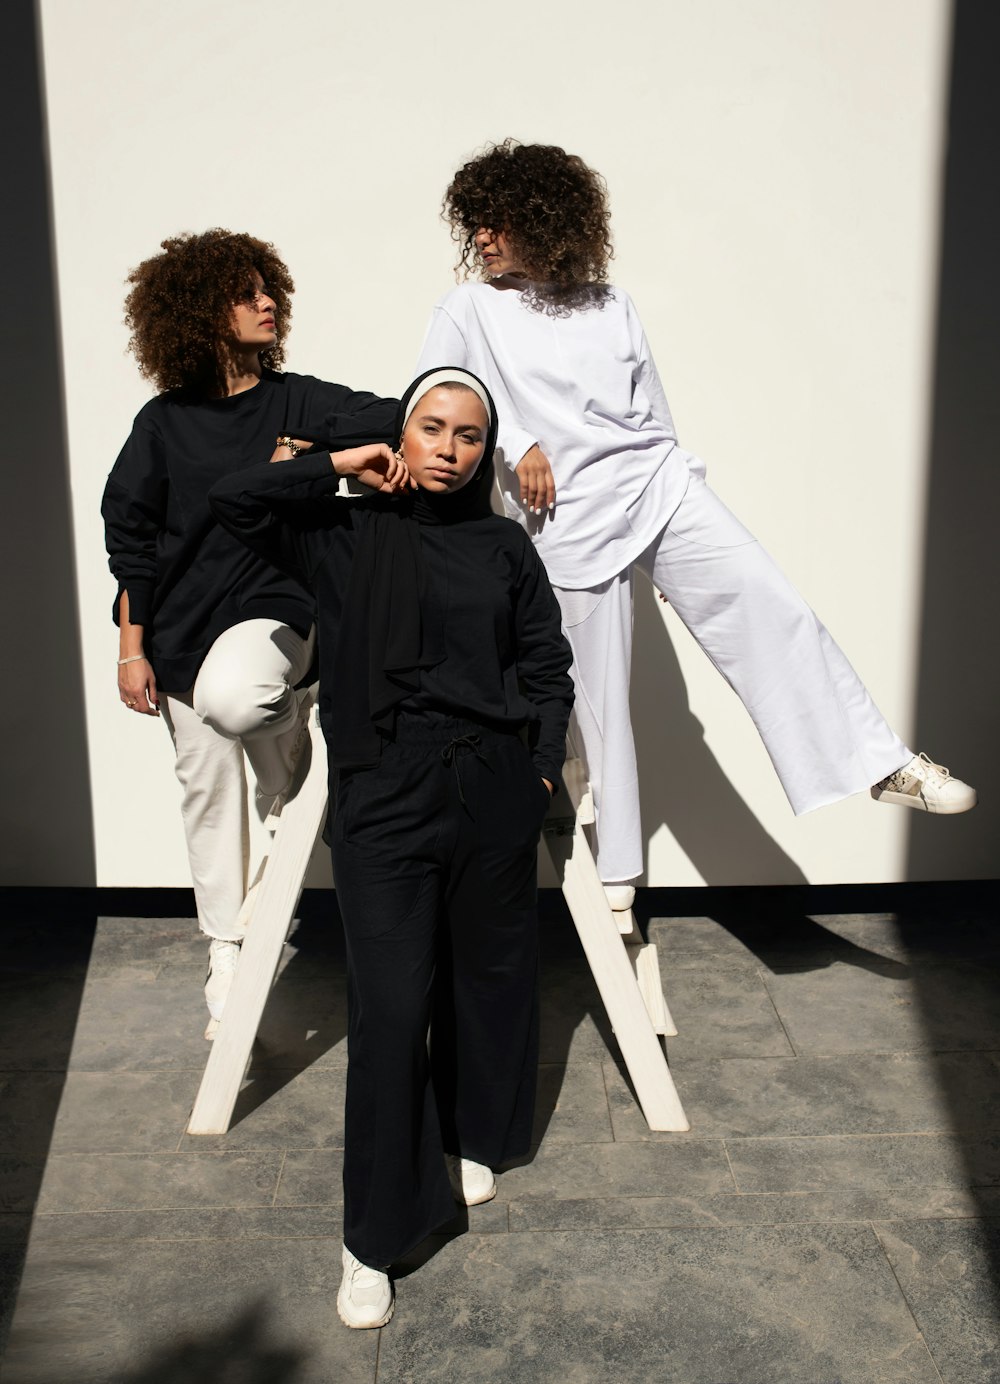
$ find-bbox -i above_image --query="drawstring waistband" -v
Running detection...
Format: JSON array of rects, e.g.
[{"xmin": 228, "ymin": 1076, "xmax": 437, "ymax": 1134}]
[{"xmin": 440, "ymin": 733, "xmax": 488, "ymax": 807}]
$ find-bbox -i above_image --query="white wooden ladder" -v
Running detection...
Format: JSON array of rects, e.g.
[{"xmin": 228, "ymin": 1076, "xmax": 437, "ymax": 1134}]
[{"xmin": 187, "ymin": 718, "xmax": 688, "ymax": 1135}]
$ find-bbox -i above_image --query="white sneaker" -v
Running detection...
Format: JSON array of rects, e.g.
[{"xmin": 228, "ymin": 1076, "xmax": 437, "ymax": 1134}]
[
  {"xmin": 204, "ymin": 938, "xmax": 241, "ymax": 1039},
  {"xmin": 603, "ymin": 884, "xmax": 636, "ymax": 912},
  {"xmin": 871, "ymin": 752, "xmax": 977, "ymax": 815},
  {"xmin": 258, "ymin": 691, "xmax": 313, "ymax": 832},
  {"xmin": 445, "ymin": 1154, "xmax": 497, "ymax": 1206},
  {"xmin": 337, "ymin": 1245, "xmax": 394, "ymax": 1329}
]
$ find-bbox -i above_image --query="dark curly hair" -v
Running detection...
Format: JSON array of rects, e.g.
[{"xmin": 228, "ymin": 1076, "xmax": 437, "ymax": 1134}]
[
  {"xmin": 123, "ymin": 229, "xmax": 294, "ymax": 395},
  {"xmin": 443, "ymin": 140, "xmax": 613, "ymax": 313}
]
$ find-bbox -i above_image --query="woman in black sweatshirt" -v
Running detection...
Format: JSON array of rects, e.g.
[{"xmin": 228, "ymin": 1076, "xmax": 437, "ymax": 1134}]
[
  {"xmin": 210, "ymin": 367, "xmax": 574, "ymax": 1329},
  {"xmin": 102, "ymin": 229, "xmax": 396, "ymax": 1036}
]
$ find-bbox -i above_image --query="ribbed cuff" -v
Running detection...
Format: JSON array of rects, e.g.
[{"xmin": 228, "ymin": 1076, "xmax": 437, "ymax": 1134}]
[{"xmin": 114, "ymin": 578, "xmax": 153, "ymax": 627}]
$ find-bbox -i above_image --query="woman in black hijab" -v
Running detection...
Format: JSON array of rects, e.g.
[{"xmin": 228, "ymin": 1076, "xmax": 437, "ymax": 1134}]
[{"xmin": 210, "ymin": 367, "xmax": 574, "ymax": 1328}]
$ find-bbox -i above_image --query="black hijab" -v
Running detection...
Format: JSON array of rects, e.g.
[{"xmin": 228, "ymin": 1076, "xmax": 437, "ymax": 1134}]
[{"xmin": 329, "ymin": 367, "xmax": 498, "ymax": 768}]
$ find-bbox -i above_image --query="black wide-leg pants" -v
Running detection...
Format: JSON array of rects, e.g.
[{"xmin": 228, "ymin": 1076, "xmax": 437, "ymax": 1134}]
[{"xmin": 331, "ymin": 713, "xmax": 550, "ymax": 1268}]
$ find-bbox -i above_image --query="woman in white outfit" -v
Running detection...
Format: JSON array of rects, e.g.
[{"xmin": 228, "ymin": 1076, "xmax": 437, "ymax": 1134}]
[{"xmin": 416, "ymin": 140, "xmax": 975, "ymax": 905}]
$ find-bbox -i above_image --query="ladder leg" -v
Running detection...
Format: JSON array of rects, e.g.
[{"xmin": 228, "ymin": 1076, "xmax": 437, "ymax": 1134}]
[
  {"xmin": 544, "ymin": 758, "xmax": 688, "ymax": 1133},
  {"xmin": 623, "ymin": 941, "xmax": 678, "ymax": 1038},
  {"xmin": 615, "ymin": 911, "xmax": 678, "ymax": 1038},
  {"xmin": 187, "ymin": 716, "xmax": 329, "ymax": 1135}
]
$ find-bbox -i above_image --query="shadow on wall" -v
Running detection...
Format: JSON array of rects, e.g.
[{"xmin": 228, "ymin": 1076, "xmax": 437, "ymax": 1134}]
[
  {"xmin": 906, "ymin": 0, "xmax": 998, "ymax": 881},
  {"xmin": 630, "ymin": 580, "xmax": 809, "ymax": 888},
  {"xmin": 908, "ymin": 0, "xmax": 1000, "ymax": 1334},
  {"xmin": 0, "ymin": 1, "xmax": 96, "ymax": 1357},
  {"xmin": 1, "ymin": 0, "xmax": 95, "ymax": 888}
]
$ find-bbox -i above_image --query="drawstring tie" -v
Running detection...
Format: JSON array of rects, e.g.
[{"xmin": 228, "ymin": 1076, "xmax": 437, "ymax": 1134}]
[{"xmin": 440, "ymin": 734, "xmax": 487, "ymax": 807}]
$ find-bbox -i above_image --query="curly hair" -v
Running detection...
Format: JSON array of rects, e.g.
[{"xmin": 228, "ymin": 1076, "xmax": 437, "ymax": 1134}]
[
  {"xmin": 123, "ymin": 229, "xmax": 294, "ymax": 395},
  {"xmin": 443, "ymin": 140, "xmax": 613, "ymax": 314}
]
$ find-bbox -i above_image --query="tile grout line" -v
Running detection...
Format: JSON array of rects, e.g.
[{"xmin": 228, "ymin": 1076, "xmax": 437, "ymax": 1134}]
[
  {"xmin": 598, "ymin": 1060, "xmax": 616, "ymax": 1142},
  {"xmin": 721, "ymin": 1140, "xmax": 741, "ymax": 1193},
  {"xmin": 272, "ymin": 1150, "xmax": 287, "ymax": 1208},
  {"xmin": 867, "ymin": 1220, "xmax": 947, "ymax": 1384},
  {"xmin": 755, "ymin": 967, "xmax": 799, "ymax": 1058}
]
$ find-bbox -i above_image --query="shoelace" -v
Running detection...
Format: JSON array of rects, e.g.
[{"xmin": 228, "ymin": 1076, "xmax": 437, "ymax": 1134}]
[
  {"xmin": 440, "ymin": 734, "xmax": 488, "ymax": 807},
  {"xmin": 206, "ymin": 940, "xmax": 241, "ymax": 984},
  {"xmin": 915, "ymin": 751, "xmax": 951, "ymax": 781}
]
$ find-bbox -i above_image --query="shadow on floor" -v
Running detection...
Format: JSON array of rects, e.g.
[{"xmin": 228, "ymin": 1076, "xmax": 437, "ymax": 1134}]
[
  {"xmin": 897, "ymin": 879, "xmax": 1000, "ymax": 1321},
  {"xmin": 635, "ymin": 882, "xmax": 914, "ymax": 979},
  {"xmin": 637, "ymin": 878, "xmax": 1000, "ymax": 1319},
  {"xmin": 228, "ymin": 892, "xmax": 350, "ymax": 1125},
  {"xmin": 119, "ymin": 1301, "xmax": 306, "ymax": 1384},
  {"xmin": 0, "ymin": 889, "xmax": 99, "ymax": 1353}
]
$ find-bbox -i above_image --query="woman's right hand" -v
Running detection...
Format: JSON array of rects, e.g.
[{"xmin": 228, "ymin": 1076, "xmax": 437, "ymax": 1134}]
[
  {"xmin": 332, "ymin": 444, "xmax": 413, "ymax": 494},
  {"xmin": 515, "ymin": 445, "xmax": 556, "ymax": 514},
  {"xmin": 118, "ymin": 657, "xmax": 160, "ymax": 716}
]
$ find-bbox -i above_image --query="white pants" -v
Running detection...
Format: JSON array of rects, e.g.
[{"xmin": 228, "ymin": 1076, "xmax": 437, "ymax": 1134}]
[
  {"xmin": 555, "ymin": 473, "xmax": 910, "ymax": 884},
  {"xmin": 159, "ymin": 619, "xmax": 315, "ymax": 940}
]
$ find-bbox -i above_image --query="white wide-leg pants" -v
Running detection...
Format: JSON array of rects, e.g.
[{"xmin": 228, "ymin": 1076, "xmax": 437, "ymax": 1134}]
[
  {"xmin": 159, "ymin": 619, "xmax": 315, "ymax": 940},
  {"xmin": 554, "ymin": 472, "xmax": 910, "ymax": 884}
]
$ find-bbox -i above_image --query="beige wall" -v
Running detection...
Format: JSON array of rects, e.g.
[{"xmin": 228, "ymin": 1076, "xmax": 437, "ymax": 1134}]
[{"xmin": 35, "ymin": 0, "xmax": 986, "ymax": 888}]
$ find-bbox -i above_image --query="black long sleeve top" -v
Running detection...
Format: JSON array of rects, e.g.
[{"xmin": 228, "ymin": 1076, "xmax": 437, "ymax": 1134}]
[
  {"xmin": 208, "ymin": 454, "xmax": 574, "ymax": 785},
  {"xmin": 102, "ymin": 371, "xmax": 397, "ymax": 692}
]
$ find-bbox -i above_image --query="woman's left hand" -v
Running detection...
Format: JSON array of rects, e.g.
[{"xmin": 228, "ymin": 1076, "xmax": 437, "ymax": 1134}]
[{"xmin": 541, "ymin": 778, "xmax": 554, "ymax": 795}]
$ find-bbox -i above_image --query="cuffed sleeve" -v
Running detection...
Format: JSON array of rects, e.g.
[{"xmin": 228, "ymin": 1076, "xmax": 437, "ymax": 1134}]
[
  {"xmin": 102, "ymin": 421, "xmax": 167, "ymax": 627},
  {"xmin": 496, "ymin": 423, "xmax": 538, "ymax": 473}
]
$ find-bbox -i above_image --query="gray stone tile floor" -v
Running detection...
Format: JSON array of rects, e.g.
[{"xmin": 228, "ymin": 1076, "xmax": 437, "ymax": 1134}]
[{"xmin": 1, "ymin": 882, "xmax": 998, "ymax": 1383}]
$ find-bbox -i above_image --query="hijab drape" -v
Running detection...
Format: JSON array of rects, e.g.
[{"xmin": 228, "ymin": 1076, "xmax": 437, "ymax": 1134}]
[{"xmin": 330, "ymin": 367, "xmax": 498, "ymax": 768}]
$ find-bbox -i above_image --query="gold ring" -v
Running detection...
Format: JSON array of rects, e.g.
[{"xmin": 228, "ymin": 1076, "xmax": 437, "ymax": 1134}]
[{"xmin": 126, "ymin": 699, "xmax": 137, "ymax": 708}]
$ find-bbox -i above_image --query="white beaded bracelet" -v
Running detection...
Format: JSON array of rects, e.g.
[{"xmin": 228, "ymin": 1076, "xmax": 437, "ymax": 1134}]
[{"xmin": 117, "ymin": 654, "xmax": 147, "ymax": 666}]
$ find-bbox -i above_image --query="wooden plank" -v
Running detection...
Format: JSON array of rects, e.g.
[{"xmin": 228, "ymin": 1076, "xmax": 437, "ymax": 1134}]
[
  {"xmin": 613, "ymin": 915, "xmax": 678, "ymax": 1039},
  {"xmin": 187, "ymin": 712, "xmax": 328, "ymax": 1135},
  {"xmin": 544, "ymin": 758, "xmax": 689, "ymax": 1132}
]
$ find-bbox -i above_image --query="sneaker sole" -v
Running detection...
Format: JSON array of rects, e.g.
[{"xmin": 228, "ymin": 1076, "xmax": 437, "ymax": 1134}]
[
  {"xmin": 336, "ymin": 1290, "xmax": 394, "ymax": 1329},
  {"xmin": 465, "ymin": 1184, "xmax": 498, "ymax": 1206},
  {"xmin": 450, "ymin": 1180, "xmax": 497, "ymax": 1207},
  {"xmin": 871, "ymin": 787, "xmax": 978, "ymax": 815}
]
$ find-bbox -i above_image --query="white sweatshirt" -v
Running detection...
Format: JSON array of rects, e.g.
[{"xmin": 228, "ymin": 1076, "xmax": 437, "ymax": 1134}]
[{"xmin": 415, "ymin": 280, "xmax": 695, "ymax": 589}]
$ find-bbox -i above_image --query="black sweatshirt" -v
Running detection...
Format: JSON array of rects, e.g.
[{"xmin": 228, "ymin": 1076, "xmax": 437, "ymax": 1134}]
[
  {"xmin": 102, "ymin": 371, "xmax": 397, "ymax": 692},
  {"xmin": 208, "ymin": 454, "xmax": 574, "ymax": 786}
]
